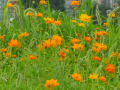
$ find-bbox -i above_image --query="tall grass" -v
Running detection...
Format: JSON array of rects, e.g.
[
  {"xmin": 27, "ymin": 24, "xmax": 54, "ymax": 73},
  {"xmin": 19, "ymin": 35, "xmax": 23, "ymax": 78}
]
[{"xmin": 0, "ymin": 0, "xmax": 120, "ymax": 90}]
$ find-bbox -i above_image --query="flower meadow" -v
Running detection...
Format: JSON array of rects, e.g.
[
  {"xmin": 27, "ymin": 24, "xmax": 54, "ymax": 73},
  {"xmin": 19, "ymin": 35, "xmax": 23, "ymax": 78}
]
[{"xmin": 0, "ymin": 0, "xmax": 120, "ymax": 90}]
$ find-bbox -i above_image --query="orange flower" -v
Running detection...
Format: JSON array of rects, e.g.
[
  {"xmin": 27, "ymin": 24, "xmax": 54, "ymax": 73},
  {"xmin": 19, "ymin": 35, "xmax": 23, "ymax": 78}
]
[
  {"xmin": 72, "ymin": 43, "xmax": 84, "ymax": 51},
  {"xmin": 72, "ymin": 20, "xmax": 77, "ymax": 23},
  {"xmin": 83, "ymin": 36, "xmax": 92, "ymax": 43},
  {"xmin": 44, "ymin": 17, "xmax": 54, "ymax": 24},
  {"xmin": 59, "ymin": 50, "xmax": 66, "ymax": 61},
  {"xmin": 20, "ymin": 57, "xmax": 24, "ymax": 61},
  {"xmin": 0, "ymin": 35, "xmax": 5, "ymax": 40},
  {"xmin": 117, "ymin": 53, "xmax": 120, "ymax": 59},
  {"xmin": 71, "ymin": 1, "xmax": 80, "ymax": 6},
  {"xmin": 0, "ymin": 48, "xmax": 8, "ymax": 53},
  {"xmin": 26, "ymin": 12, "xmax": 34, "ymax": 16},
  {"xmin": 89, "ymin": 73, "xmax": 98, "ymax": 80},
  {"xmin": 110, "ymin": 52, "xmax": 116, "ymax": 57},
  {"xmin": 50, "ymin": 35, "xmax": 63, "ymax": 47},
  {"xmin": 8, "ymin": 39, "xmax": 20, "ymax": 48},
  {"xmin": 112, "ymin": 13, "xmax": 116, "ymax": 18},
  {"xmin": 35, "ymin": 12, "xmax": 43, "ymax": 17},
  {"xmin": 92, "ymin": 56, "xmax": 101, "ymax": 61},
  {"xmin": 94, "ymin": 31, "xmax": 107, "ymax": 36},
  {"xmin": 80, "ymin": 14, "xmax": 91, "ymax": 22},
  {"xmin": 103, "ymin": 23, "xmax": 109, "ymax": 27},
  {"xmin": 18, "ymin": 32, "xmax": 29, "ymax": 39},
  {"xmin": 40, "ymin": 0, "xmax": 47, "ymax": 5},
  {"xmin": 28, "ymin": 55, "xmax": 37, "ymax": 60},
  {"xmin": 78, "ymin": 23, "xmax": 85, "ymax": 27},
  {"xmin": 7, "ymin": 3, "xmax": 14, "ymax": 8},
  {"xmin": 53, "ymin": 20, "xmax": 61, "ymax": 25},
  {"xmin": 72, "ymin": 73, "xmax": 82, "ymax": 82},
  {"xmin": 44, "ymin": 79, "xmax": 59, "ymax": 88},
  {"xmin": 92, "ymin": 42, "xmax": 107, "ymax": 53},
  {"xmin": 99, "ymin": 76, "xmax": 106, "ymax": 83},
  {"xmin": 43, "ymin": 39, "xmax": 51, "ymax": 48},
  {"xmin": 38, "ymin": 43, "xmax": 45, "ymax": 50},
  {"xmin": 4, "ymin": 53, "xmax": 11, "ymax": 58},
  {"xmin": 12, "ymin": 55, "xmax": 16, "ymax": 58},
  {"xmin": 105, "ymin": 64, "xmax": 115, "ymax": 74},
  {"xmin": 71, "ymin": 38, "xmax": 80, "ymax": 44}
]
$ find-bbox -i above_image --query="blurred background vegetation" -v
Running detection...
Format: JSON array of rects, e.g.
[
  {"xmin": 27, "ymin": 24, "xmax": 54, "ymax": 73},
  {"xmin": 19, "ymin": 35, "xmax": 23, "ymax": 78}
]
[{"xmin": 21, "ymin": 0, "xmax": 65, "ymax": 11}]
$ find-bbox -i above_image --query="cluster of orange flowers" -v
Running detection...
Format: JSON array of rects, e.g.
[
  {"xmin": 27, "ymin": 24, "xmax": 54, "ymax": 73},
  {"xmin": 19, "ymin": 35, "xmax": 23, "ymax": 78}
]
[
  {"xmin": 8, "ymin": 39, "xmax": 20, "ymax": 48},
  {"xmin": 38, "ymin": 35, "xmax": 63, "ymax": 50},
  {"xmin": 89, "ymin": 74, "xmax": 106, "ymax": 83},
  {"xmin": 105, "ymin": 64, "xmax": 115, "ymax": 74},
  {"xmin": 44, "ymin": 17, "xmax": 61, "ymax": 25},
  {"xmin": 0, "ymin": 48, "xmax": 17, "ymax": 58},
  {"xmin": 92, "ymin": 42, "xmax": 107, "ymax": 53},
  {"xmin": 71, "ymin": 0, "xmax": 80, "ymax": 6},
  {"xmin": 18, "ymin": 32, "xmax": 29, "ymax": 39},
  {"xmin": 26, "ymin": 12, "xmax": 43, "ymax": 17},
  {"xmin": 71, "ymin": 38, "xmax": 84, "ymax": 51},
  {"xmin": 94, "ymin": 31, "xmax": 107, "ymax": 38}
]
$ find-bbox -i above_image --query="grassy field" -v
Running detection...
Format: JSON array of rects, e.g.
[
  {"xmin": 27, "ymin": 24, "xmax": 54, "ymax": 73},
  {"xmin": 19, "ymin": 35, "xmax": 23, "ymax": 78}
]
[{"xmin": 0, "ymin": 0, "xmax": 120, "ymax": 90}]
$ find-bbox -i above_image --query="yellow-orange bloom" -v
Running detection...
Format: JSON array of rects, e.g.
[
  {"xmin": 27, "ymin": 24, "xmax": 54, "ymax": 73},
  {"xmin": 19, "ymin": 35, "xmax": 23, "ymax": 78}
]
[
  {"xmin": 72, "ymin": 73, "xmax": 82, "ymax": 82},
  {"xmin": 72, "ymin": 43, "xmax": 84, "ymax": 51},
  {"xmin": 71, "ymin": 38, "xmax": 80, "ymax": 44},
  {"xmin": 71, "ymin": 1, "xmax": 80, "ymax": 6},
  {"xmin": 44, "ymin": 79, "xmax": 59, "ymax": 88},
  {"xmin": 0, "ymin": 35, "xmax": 5, "ymax": 40},
  {"xmin": 99, "ymin": 76, "xmax": 106, "ymax": 83},
  {"xmin": 103, "ymin": 23, "xmax": 109, "ymax": 27},
  {"xmin": 26, "ymin": 12, "xmax": 34, "ymax": 16},
  {"xmin": 72, "ymin": 20, "xmax": 77, "ymax": 23},
  {"xmin": 105, "ymin": 64, "xmax": 115, "ymax": 74},
  {"xmin": 83, "ymin": 36, "xmax": 92, "ymax": 43},
  {"xmin": 12, "ymin": 55, "xmax": 16, "ymax": 58},
  {"xmin": 78, "ymin": 23, "xmax": 85, "ymax": 27},
  {"xmin": 89, "ymin": 73, "xmax": 98, "ymax": 80},
  {"xmin": 0, "ymin": 48, "xmax": 8, "ymax": 53},
  {"xmin": 20, "ymin": 57, "xmax": 24, "ymax": 61},
  {"xmin": 94, "ymin": 31, "xmax": 107, "ymax": 37},
  {"xmin": 110, "ymin": 52, "xmax": 116, "ymax": 57},
  {"xmin": 7, "ymin": 3, "xmax": 14, "ymax": 8},
  {"xmin": 8, "ymin": 39, "xmax": 20, "ymax": 48},
  {"xmin": 80, "ymin": 14, "xmax": 91, "ymax": 22},
  {"xmin": 51, "ymin": 35, "xmax": 63, "ymax": 47},
  {"xmin": 18, "ymin": 32, "xmax": 29, "ymax": 39},
  {"xmin": 28, "ymin": 55, "xmax": 37, "ymax": 60},
  {"xmin": 92, "ymin": 42, "xmax": 107, "ymax": 53},
  {"xmin": 40, "ymin": 0, "xmax": 47, "ymax": 5},
  {"xmin": 35, "ymin": 12, "xmax": 43, "ymax": 17},
  {"xmin": 92, "ymin": 56, "xmax": 101, "ymax": 61},
  {"xmin": 112, "ymin": 13, "xmax": 116, "ymax": 18},
  {"xmin": 117, "ymin": 53, "xmax": 120, "ymax": 59},
  {"xmin": 53, "ymin": 20, "xmax": 61, "ymax": 25}
]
